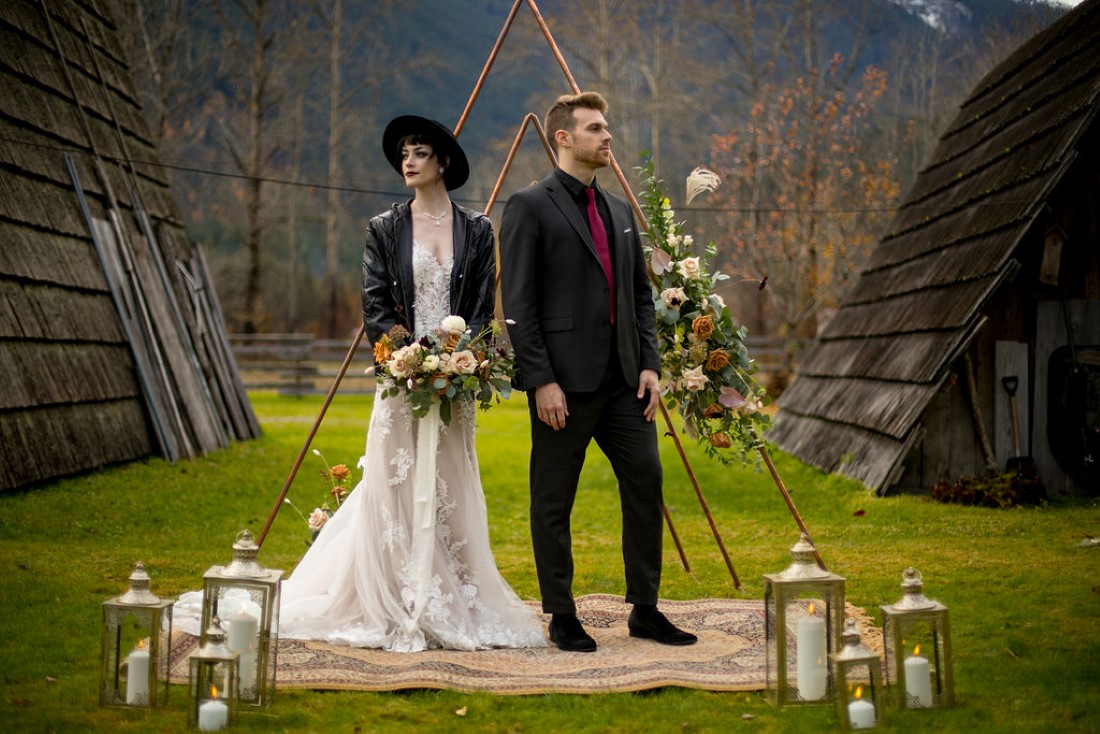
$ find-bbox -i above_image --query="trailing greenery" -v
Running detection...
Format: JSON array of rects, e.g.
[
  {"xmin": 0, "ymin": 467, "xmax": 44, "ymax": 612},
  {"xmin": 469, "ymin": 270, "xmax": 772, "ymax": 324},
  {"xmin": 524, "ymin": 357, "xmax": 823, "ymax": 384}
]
[{"xmin": 0, "ymin": 393, "xmax": 1097, "ymax": 732}]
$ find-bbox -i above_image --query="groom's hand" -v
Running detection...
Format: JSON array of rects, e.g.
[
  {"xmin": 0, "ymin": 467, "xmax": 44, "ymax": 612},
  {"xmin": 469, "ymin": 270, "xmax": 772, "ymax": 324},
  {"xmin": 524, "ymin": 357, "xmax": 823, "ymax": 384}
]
[
  {"xmin": 536, "ymin": 382, "xmax": 569, "ymax": 431},
  {"xmin": 638, "ymin": 369, "xmax": 660, "ymax": 423}
]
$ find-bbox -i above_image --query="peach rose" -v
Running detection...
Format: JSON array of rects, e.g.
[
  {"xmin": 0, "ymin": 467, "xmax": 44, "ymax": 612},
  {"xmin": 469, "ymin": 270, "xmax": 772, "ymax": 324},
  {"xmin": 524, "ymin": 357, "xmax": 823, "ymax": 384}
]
[
  {"xmin": 308, "ymin": 508, "xmax": 330, "ymax": 532},
  {"xmin": 450, "ymin": 350, "xmax": 478, "ymax": 375},
  {"xmin": 681, "ymin": 366, "xmax": 709, "ymax": 392},
  {"xmin": 677, "ymin": 257, "xmax": 702, "ymax": 280},
  {"xmin": 387, "ymin": 344, "xmax": 422, "ymax": 378}
]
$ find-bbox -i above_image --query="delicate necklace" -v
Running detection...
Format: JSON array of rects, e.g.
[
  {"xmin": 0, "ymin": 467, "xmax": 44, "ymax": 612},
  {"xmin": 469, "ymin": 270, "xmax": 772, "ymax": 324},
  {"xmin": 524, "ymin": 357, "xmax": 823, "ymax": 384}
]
[{"xmin": 417, "ymin": 204, "xmax": 449, "ymax": 227}]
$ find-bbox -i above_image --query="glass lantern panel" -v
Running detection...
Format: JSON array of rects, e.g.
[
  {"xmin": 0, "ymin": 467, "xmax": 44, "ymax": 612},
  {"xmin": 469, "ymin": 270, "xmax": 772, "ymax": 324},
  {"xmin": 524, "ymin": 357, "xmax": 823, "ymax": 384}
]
[
  {"xmin": 189, "ymin": 659, "xmax": 237, "ymax": 728},
  {"xmin": 201, "ymin": 575, "xmax": 281, "ymax": 707},
  {"xmin": 764, "ymin": 574, "xmax": 845, "ymax": 706},
  {"xmin": 100, "ymin": 604, "xmax": 170, "ymax": 708},
  {"xmin": 883, "ymin": 612, "xmax": 951, "ymax": 708}
]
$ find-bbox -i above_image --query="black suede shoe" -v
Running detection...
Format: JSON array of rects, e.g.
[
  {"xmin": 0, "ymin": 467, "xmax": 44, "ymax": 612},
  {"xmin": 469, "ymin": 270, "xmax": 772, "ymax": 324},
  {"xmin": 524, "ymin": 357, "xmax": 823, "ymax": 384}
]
[
  {"xmin": 628, "ymin": 607, "xmax": 698, "ymax": 646},
  {"xmin": 548, "ymin": 614, "xmax": 597, "ymax": 652}
]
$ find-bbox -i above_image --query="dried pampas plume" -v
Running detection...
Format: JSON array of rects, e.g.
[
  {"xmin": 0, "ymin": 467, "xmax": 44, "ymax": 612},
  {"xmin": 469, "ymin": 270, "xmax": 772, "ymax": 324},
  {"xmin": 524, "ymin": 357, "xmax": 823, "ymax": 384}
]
[{"xmin": 685, "ymin": 167, "xmax": 721, "ymax": 205}]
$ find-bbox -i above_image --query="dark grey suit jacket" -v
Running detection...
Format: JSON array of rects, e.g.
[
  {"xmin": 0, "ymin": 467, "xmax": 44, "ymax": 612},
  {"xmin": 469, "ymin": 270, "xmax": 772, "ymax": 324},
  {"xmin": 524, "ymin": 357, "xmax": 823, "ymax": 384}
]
[{"xmin": 500, "ymin": 172, "xmax": 660, "ymax": 392}]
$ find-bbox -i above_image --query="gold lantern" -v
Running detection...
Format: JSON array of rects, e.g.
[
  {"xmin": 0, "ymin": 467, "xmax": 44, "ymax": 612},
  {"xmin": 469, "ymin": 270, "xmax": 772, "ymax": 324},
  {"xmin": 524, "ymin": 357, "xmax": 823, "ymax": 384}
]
[
  {"xmin": 187, "ymin": 619, "xmax": 238, "ymax": 731},
  {"xmin": 831, "ymin": 618, "xmax": 885, "ymax": 730},
  {"xmin": 880, "ymin": 567, "xmax": 954, "ymax": 709},
  {"xmin": 764, "ymin": 533, "xmax": 846, "ymax": 705},
  {"xmin": 200, "ymin": 530, "xmax": 283, "ymax": 707},
  {"xmin": 99, "ymin": 562, "xmax": 174, "ymax": 708}
]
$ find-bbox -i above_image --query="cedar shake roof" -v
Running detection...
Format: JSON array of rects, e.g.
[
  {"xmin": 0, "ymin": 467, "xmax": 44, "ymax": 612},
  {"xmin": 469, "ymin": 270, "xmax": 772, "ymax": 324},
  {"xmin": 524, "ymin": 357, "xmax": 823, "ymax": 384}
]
[
  {"xmin": 0, "ymin": 0, "xmax": 257, "ymax": 491},
  {"xmin": 770, "ymin": 0, "xmax": 1100, "ymax": 491}
]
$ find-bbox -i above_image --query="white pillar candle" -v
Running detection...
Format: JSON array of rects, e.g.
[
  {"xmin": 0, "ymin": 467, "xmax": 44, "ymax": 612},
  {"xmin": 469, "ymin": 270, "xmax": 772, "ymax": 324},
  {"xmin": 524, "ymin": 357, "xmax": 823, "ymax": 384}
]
[
  {"xmin": 848, "ymin": 698, "xmax": 876, "ymax": 729},
  {"xmin": 226, "ymin": 606, "xmax": 258, "ymax": 654},
  {"xmin": 198, "ymin": 697, "xmax": 228, "ymax": 731},
  {"xmin": 796, "ymin": 608, "xmax": 827, "ymax": 700},
  {"xmin": 238, "ymin": 647, "xmax": 255, "ymax": 694},
  {"xmin": 904, "ymin": 649, "xmax": 933, "ymax": 708},
  {"xmin": 125, "ymin": 644, "xmax": 150, "ymax": 704}
]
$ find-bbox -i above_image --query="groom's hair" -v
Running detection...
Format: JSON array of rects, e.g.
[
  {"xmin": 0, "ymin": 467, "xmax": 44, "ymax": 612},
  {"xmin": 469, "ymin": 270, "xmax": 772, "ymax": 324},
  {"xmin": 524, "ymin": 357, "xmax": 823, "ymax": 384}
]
[{"xmin": 545, "ymin": 92, "xmax": 608, "ymax": 154}]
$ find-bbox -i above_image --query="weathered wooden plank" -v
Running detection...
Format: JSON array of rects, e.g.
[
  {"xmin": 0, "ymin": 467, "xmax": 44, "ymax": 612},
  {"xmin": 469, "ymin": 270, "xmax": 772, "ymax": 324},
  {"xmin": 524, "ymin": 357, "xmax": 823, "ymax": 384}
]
[
  {"xmin": 822, "ymin": 276, "xmax": 997, "ymax": 338},
  {"xmin": 768, "ymin": 411, "xmax": 917, "ymax": 491},
  {"xmin": 0, "ymin": 342, "xmax": 138, "ymax": 409},
  {"xmin": 799, "ymin": 330, "xmax": 969, "ymax": 383},
  {"xmin": 845, "ymin": 230, "xmax": 1014, "ymax": 306},
  {"xmin": 873, "ymin": 175, "xmax": 1048, "ymax": 268},
  {"xmin": 778, "ymin": 374, "xmax": 940, "ymax": 440},
  {"xmin": 910, "ymin": 104, "xmax": 1087, "ymax": 207},
  {"xmin": 0, "ymin": 400, "xmax": 152, "ymax": 491},
  {"xmin": 0, "ymin": 280, "xmax": 123, "ymax": 341},
  {"xmin": 0, "ymin": 229, "xmax": 105, "ymax": 291},
  {"xmin": 944, "ymin": 12, "xmax": 1100, "ymax": 139}
]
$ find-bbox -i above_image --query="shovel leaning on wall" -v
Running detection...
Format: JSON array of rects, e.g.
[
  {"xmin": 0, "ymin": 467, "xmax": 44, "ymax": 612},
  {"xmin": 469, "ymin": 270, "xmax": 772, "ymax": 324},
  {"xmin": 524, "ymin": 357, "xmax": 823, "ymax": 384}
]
[{"xmin": 1001, "ymin": 376, "xmax": 1036, "ymax": 474}]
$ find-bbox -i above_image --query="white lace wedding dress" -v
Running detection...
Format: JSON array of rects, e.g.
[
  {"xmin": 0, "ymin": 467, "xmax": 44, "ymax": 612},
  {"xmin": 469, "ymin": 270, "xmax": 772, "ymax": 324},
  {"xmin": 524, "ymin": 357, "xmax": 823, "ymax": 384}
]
[{"xmin": 276, "ymin": 242, "xmax": 546, "ymax": 652}]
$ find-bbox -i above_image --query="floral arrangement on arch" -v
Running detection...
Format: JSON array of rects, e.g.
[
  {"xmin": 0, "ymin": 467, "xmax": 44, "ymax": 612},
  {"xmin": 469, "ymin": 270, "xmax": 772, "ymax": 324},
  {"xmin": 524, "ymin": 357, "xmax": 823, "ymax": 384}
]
[
  {"xmin": 372, "ymin": 315, "xmax": 516, "ymax": 425},
  {"xmin": 284, "ymin": 449, "xmax": 353, "ymax": 546},
  {"xmin": 637, "ymin": 153, "xmax": 770, "ymax": 464}
]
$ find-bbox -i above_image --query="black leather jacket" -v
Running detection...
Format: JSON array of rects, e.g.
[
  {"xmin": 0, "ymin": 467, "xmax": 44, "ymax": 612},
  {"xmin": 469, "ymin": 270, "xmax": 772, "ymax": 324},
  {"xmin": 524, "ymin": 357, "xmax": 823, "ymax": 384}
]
[{"xmin": 361, "ymin": 201, "xmax": 497, "ymax": 355}]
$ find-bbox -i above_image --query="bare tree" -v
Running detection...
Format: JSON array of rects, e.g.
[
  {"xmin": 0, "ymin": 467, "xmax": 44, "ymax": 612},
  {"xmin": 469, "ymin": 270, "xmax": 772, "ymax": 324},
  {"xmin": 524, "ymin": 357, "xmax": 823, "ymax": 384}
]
[
  {"xmin": 210, "ymin": 0, "xmax": 303, "ymax": 333},
  {"xmin": 111, "ymin": 0, "xmax": 219, "ymax": 153},
  {"xmin": 308, "ymin": 0, "xmax": 407, "ymax": 338}
]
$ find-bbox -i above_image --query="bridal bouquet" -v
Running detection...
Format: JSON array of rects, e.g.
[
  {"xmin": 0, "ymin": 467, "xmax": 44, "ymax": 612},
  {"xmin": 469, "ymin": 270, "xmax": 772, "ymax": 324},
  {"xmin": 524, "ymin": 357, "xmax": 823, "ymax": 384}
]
[
  {"xmin": 372, "ymin": 316, "xmax": 516, "ymax": 425},
  {"xmin": 638, "ymin": 154, "xmax": 770, "ymax": 464}
]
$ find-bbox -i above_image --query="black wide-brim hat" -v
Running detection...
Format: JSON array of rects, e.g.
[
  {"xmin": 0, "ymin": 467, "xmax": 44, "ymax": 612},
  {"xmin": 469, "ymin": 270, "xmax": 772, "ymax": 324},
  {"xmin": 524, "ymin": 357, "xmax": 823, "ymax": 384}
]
[{"xmin": 382, "ymin": 115, "xmax": 469, "ymax": 191}]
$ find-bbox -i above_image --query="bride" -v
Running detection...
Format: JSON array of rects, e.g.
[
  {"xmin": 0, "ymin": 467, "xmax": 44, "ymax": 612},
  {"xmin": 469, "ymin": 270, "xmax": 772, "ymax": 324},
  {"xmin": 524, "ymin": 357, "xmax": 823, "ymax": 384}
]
[{"xmin": 278, "ymin": 116, "xmax": 546, "ymax": 652}]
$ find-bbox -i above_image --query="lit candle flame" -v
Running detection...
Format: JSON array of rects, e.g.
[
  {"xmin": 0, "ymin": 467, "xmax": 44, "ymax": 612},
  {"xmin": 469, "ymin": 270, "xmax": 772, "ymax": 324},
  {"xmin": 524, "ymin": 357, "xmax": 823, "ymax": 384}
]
[
  {"xmin": 854, "ymin": 685, "xmax": 864, "ymax": 700},
  {"xmin": 807, "ymin": 602, "xmax": 815, "ymax": 615},
  {"xmin": 136, "ymin": 639, "xmax": 145, "ymax": 651},
  {"xmin": 209, "ymin": 685, "xmax": 219, "ymax": 700},
  {"xmin": 912, "ymin": 644, "xmax": 922, "ymax": 656}
]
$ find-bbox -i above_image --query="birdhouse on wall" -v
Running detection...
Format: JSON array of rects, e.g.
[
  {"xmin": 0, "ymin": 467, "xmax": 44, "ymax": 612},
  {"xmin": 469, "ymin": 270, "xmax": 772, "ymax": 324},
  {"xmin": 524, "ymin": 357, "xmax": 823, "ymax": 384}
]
[{"xmin": 1039, "ymin": 225, "xmax": 1066, "ymax": 287}]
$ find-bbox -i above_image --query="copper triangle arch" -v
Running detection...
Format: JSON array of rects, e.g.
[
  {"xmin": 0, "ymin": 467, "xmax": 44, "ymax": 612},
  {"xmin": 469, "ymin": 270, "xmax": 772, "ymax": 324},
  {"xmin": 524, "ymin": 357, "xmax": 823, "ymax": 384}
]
[{"xmin": 257, "ymin": 0, "xmax": 825, "ymax": 585}]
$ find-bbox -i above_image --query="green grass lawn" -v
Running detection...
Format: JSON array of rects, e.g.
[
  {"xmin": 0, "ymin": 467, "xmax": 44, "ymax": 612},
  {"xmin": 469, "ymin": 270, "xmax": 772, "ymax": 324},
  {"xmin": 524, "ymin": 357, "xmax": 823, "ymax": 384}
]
[{"xmin": 1, "ymin": 392, "xmax": 1098, "ymax": 732}]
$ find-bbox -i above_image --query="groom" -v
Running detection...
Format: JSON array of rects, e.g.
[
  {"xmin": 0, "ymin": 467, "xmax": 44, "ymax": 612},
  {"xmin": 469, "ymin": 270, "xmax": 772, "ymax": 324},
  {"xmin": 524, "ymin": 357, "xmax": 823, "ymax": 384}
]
[{"xmin": 500, "ymin": 92, "xmax": 697, "ymax": 652}]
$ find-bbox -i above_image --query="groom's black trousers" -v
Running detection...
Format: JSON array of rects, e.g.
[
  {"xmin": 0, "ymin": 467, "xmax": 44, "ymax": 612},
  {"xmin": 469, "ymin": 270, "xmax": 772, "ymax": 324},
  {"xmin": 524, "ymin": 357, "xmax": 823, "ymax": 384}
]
[{"xmin": 527, "ymin": 371, "xmax": 664, "ymax": 615}]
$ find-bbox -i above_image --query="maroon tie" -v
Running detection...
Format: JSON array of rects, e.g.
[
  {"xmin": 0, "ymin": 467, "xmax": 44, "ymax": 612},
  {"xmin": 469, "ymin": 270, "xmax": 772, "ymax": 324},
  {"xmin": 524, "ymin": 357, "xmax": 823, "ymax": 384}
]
[{"xmin": 585, "ymin": 187, "xmax": 615, "ymax": 324}]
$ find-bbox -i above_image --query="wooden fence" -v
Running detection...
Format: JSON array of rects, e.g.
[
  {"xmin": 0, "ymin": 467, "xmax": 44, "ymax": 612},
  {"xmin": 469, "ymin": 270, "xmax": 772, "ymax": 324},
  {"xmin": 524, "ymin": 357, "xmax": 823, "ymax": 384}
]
[
  {"xmin": 229, "ymin": 334, "xmax": 375, "ymax": 396},
  {"xmin": 228, "ymin": 333, "xmax": 811, "ymax": 397}
]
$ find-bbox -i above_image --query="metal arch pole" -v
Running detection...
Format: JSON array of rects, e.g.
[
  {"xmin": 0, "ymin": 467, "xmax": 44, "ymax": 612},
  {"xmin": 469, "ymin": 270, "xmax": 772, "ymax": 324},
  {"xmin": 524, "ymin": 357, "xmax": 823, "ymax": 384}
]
[
  {"xmin": 257, "ymin": 326, "xmax": 364, "ymax": 548},
  {"xmin": 454, "ymin": 0, "xmax": 525, "ymax": 138},
  {"xmin": 752, "ymin": 429, "xmax": 827, "ymax": 570}
]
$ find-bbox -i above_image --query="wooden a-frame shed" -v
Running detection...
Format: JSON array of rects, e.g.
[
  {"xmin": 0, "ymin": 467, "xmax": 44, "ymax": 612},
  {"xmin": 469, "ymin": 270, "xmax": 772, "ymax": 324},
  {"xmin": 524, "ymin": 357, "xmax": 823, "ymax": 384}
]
[
  {"xmin": 772, "ymin": 0, "xmax": 1100, "ymax": 495},
  {"xmin": 0, "ymin": 0, "xmax": 259, "ymax": 492}
]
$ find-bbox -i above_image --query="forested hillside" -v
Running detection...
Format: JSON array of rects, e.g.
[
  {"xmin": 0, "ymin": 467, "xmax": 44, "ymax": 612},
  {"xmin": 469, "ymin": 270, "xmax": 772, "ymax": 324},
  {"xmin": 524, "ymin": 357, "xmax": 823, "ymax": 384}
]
[{"xmin": 110, "ymin": 0, "xmax": 1066, "ymax": 338}]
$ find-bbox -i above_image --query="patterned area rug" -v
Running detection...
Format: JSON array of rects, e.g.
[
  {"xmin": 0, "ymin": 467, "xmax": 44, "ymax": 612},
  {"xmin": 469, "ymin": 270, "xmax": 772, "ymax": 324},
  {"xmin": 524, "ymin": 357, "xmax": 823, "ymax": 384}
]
[{"xmin": 169, "ymin": 594, "xmax": 877, "ymax": 695}]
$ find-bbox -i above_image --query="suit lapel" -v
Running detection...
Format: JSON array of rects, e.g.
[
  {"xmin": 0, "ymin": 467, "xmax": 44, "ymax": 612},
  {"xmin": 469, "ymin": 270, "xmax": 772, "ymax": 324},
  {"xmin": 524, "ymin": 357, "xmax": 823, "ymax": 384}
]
[
  {"xmin": 544, "ymin": 177, "xmax": 596, "ymax": 256},
  {"xmin": 604, "ymin": 196, "xmax": 628, "ymax": 278}
]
